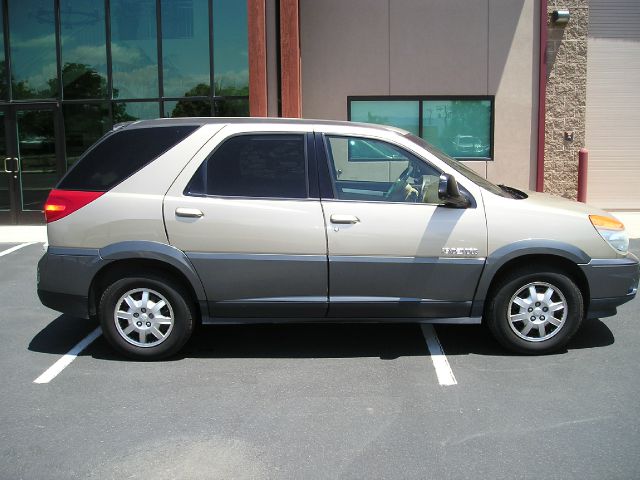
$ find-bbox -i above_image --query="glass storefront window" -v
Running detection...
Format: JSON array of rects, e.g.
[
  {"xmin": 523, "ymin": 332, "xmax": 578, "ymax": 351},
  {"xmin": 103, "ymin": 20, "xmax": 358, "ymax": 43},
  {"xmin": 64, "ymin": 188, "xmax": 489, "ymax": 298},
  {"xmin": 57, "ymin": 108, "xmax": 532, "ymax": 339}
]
[
  {"xmin": 8, "ymin": 0, "xmax": 58, "ymax": 99},
  {"xmin": 63, "ymin": 103, "xmax": 110, "ymax": 167},
  {"xmin": 422, "ymin": 99, "xmax": 492, "ymax": 159},
  {"xmin": 0, "ymin": 6, "xmax": 6, "ymax": 100},
  {"xmin": 60, "ymin": 0, "xmax": 108, "ymax": 99},
  {"xmin": 164, "ymin": 99, "xmax": 211, "ymax": 118},
  {"xmin": 162, "ymin": 0, "xmax": 211, "ymax": 98},
  {"xmin": 349, "ymin": 97, "xmax": 493, "ymax": 160},
  {"xmin": 214, "ymin": 98, "xmax": 249, "ymax": 117},
  {"xmin": 110, "ymin": 0, "xmax": 158, "ymax": 99},
  {"xmin": 113, "ymin": 102, "xmax": 159, "ymax": 123},
  {"xmin": 213, "ymin": 0, "xmax": 248, "ymax": 96},
  {"xmin": 350, "ymin": 101, "xmax": 420, "ymax": 136}
]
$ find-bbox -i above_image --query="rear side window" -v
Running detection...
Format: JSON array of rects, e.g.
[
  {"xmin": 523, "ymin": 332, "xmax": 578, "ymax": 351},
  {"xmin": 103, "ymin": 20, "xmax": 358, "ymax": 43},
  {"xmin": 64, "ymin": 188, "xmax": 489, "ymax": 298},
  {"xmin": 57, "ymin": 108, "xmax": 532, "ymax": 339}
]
[
  {"xmin": 58, "ymin": 125, "xmax": 198, "ymax": 191},
  {"xmin": 186, "ymin": 134, "xmax": 307, "ymax": 198}
]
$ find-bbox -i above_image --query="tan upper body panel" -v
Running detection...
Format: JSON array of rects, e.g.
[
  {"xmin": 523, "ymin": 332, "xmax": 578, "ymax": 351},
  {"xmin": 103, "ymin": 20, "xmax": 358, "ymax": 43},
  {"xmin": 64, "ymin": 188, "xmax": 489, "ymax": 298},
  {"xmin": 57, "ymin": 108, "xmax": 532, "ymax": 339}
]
[
  {"xmin": 48, "ymin": 117, "xmax": 626, "ymax": 262},
  {"xmin": 47, "ymin": 124, "xmax": 223, "ymax": 248},
  {"xmin": 482, "ymin": 189, "xmax": 625, "ymax": 260}
]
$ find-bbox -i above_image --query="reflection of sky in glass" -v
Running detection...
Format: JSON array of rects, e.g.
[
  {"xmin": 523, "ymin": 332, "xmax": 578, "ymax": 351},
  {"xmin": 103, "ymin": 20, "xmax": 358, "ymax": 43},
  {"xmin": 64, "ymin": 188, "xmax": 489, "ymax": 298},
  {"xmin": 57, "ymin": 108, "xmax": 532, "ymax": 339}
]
[
  {"xmin": 111, "ymin": 0, "xmax": 158, "ymax": 98},
  {"xmin": 60, "ymin": 0, "xmax": 107, "ymax": 99},
  {"xmin": 350, "ymin": 101, "xmax": 419, "ymax": 135},
  {"xmin": 213, "ymin": 0, "xmax": 248, "ymax": 95},
  {"xmin": 9, "ymin": 0, "xmax": 58, "ymax": 99},
  {"xmin": 162, "ymin": 0, "xmax": 210, "ymax": 97}
]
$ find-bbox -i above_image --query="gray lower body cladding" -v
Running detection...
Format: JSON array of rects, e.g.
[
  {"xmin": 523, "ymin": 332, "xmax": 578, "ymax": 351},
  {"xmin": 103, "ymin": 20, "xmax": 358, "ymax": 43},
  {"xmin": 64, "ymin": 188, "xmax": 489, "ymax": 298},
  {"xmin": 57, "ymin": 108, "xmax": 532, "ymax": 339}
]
[
  {"xmin": 37, "ymin": 248, "xmax": 102, "ymax": 319},
  {"xmin": 580, "ymin": 255, "xmax": 639, "ymax": 318}
]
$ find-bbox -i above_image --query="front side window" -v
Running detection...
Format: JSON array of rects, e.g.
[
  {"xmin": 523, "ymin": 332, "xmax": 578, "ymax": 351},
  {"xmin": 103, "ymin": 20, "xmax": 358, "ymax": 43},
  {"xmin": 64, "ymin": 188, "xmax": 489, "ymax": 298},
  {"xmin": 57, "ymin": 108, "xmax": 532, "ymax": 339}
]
[
  {"xmin": 187, "ymin": 134, "xmax": 307, "ymax": 199},
  {"xmin": 325, "ymin": 136, "xmax": 441, "ymax": 204}
]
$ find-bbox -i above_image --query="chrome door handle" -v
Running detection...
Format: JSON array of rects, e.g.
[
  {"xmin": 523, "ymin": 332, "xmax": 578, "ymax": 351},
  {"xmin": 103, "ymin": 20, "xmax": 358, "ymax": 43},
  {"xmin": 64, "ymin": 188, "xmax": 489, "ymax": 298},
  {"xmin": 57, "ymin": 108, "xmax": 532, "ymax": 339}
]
[
  {"xmin": 330, "ymin": 214, "xmax": 360, "ymax": 224},
  {"xmin": 175, "ymin": 207, "xmax": 204, "ymax": 218}
]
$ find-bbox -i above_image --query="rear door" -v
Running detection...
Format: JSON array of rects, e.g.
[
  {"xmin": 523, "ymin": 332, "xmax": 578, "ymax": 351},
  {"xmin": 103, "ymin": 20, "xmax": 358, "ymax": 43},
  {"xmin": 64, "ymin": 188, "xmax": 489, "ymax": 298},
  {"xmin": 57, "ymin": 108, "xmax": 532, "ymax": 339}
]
[
  {"xmin": 164, "ymin": 124, "xmax": 328, "ymax": 318},
  {"xmin": 318, "ymin": 132, "xmax": 488, "ymax": 319}
]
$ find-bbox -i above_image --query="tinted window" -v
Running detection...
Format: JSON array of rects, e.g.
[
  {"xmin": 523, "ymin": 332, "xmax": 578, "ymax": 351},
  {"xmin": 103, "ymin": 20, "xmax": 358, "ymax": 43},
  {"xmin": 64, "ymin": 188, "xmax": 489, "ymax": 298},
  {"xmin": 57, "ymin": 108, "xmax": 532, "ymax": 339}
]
[
  {"xmin": 59, "ymin": 126, "xmax": 198, "ymax": 191},
  {"xmin": 187, "ymin": 134, "xmax": 307, "ymax": 198}
]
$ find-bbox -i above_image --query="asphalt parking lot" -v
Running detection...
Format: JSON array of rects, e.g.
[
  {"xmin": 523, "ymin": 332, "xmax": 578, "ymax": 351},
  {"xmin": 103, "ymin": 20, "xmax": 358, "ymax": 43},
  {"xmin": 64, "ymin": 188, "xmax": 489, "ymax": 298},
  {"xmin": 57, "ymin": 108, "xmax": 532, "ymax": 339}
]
[{"xmin": 1, "ymin": 241, "xmax": 639, "ymax": 479}]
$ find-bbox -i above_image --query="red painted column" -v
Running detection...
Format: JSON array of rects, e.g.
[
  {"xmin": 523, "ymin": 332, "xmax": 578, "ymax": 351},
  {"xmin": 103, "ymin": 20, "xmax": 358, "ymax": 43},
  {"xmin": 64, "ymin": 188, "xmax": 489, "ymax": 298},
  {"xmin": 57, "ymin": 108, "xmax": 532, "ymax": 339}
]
[
  {"xmin": 248, "ymin": 0, "xmax": 268, "ymax": 117},
  {"xmin": 280, "ymin": 0, "xmax": 301, "ymax": 118},
  {"xmin": 577, "ymin": 148, "xmax": 588, "ymax": 203}
]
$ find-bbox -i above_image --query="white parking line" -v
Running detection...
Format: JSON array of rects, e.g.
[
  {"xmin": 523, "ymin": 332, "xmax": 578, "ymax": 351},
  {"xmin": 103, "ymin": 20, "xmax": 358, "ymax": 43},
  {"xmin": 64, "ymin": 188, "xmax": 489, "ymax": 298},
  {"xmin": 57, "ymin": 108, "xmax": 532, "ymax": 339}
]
[
  {"xmin": 0, "ymin": 242, "xmax": 38, "ymax": 257},
  {"xmin": 33, "ymin": 327, "xmax": 102, "ymax": 384},
  {"xmin": 421, "ymin": 324, "xmax": 457, "ymax": 386}
]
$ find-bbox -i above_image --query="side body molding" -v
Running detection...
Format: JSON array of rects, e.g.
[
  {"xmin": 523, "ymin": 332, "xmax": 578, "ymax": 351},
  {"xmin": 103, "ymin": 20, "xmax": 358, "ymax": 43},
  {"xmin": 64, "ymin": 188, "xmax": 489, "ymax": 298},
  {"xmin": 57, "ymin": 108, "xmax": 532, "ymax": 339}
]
[
  {"xmin": 470, "ymin": 240, "xmax": 591, "ymax": 317},
  {"xmin": 98, "ymin": 241, "xmax": 210, "ymax": 319}
]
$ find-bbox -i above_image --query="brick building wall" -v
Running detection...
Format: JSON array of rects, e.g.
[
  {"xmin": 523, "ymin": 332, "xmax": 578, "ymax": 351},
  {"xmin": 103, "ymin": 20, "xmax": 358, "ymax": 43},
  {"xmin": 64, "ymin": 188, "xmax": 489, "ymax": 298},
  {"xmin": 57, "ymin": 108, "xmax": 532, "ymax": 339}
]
[{"xmin": 544, "ymin": 0, "xmax": 589, "ymax": 200}]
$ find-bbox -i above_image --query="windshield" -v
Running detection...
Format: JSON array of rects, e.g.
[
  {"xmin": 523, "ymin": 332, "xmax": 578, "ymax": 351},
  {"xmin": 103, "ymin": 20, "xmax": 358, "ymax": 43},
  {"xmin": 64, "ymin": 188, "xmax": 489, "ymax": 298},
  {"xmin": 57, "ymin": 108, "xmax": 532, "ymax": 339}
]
[{"xmin": 404, "ymin": 133, "xmax": 510, "ymax": 197}]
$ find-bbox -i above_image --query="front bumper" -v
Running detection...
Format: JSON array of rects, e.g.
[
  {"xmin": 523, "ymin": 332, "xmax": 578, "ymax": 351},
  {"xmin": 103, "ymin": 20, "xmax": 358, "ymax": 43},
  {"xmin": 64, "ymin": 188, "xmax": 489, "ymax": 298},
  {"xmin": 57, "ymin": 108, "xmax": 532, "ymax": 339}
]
[{"xmin": 580, "ymin": 253, "xmax": 639, "ymax": 319}]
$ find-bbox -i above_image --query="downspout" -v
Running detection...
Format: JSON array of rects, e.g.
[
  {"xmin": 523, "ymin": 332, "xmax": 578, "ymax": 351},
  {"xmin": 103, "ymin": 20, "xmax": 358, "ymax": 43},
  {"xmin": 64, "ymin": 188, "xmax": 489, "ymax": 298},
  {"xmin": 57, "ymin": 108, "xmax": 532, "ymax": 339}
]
[{"xmin": 536, "ymin": 0, "xmax": 548, "ymax": 192}]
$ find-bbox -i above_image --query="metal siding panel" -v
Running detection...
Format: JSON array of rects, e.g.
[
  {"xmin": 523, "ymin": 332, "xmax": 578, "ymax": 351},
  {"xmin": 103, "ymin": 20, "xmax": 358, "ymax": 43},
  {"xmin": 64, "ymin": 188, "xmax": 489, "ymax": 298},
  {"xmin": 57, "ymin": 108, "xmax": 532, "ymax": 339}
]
[{"xmin": 585, "ymin": 1, "xmax": 640, "ymax": 209}]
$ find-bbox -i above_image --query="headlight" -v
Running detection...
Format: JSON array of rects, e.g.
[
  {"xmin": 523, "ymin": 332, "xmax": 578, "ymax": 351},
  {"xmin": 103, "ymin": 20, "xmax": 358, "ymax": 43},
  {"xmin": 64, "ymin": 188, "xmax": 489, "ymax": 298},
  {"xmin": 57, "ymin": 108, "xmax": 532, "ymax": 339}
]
[{"xmin": 589, "ymin": 215, "xmax": 629, "ymax": 254}]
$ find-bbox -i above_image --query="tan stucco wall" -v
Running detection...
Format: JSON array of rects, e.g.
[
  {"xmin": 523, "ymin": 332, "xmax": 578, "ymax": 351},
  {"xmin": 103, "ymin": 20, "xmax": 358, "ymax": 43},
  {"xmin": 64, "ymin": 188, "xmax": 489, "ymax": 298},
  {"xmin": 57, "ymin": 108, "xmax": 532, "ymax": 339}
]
[
  {"xmin": 299, "ymin": 0, "xmax": 539, "ymax": 190},
  {"xmin": 544, "ymin": 0, "xmax": 589, "ymax": 200}
]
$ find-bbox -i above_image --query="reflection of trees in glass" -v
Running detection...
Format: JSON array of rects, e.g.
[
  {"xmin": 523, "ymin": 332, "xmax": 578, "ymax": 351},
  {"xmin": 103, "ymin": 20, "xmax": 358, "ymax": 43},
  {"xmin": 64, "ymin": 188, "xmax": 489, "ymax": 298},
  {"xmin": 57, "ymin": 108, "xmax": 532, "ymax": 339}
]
[
  {"xmin": 61, "ymin": 63, "xmax": 107, "ymax": 99},
  {"xmin": 171, "ymin": 83, "xmax": 211, "ymax": 117},
  {"xmin": 170, "ymin": 83, "xmax": 249, "ymax": 118}
]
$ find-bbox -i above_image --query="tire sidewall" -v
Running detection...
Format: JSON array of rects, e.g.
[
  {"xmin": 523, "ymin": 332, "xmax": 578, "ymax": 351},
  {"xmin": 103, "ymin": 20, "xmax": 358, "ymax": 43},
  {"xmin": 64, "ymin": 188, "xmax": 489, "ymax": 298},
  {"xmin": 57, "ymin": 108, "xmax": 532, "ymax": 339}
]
[
  {"xmin": 99, "ymin": 276, "xmax": 194, "ymax": 360},
  {"xmin": 488, "ymin": 270, "xmax": 583, "ymax": 354}
]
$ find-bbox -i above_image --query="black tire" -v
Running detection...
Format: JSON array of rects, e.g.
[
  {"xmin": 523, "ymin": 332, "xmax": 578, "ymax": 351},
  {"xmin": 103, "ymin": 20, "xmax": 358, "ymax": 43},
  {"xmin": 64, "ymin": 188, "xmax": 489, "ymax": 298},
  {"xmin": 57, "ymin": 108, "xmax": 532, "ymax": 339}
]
[
  {"xmin": 98, "ymin": 274, "xmax": 195, "ymax": 360},
  {"xmin": 486, "ymin": 266, "xmax": 584, "ymax": 355}
]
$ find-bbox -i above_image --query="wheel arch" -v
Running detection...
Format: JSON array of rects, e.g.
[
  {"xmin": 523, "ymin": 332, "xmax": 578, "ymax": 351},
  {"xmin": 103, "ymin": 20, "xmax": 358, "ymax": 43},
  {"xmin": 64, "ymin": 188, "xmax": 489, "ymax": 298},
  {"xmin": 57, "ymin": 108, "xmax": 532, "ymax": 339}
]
[
  {"xmin": 89, "ymin": 241, "xmax": 208, "ymax": 321},
  {"xmin": 472, "ymin": 241, "xmax": 591, "ymax": 317}
]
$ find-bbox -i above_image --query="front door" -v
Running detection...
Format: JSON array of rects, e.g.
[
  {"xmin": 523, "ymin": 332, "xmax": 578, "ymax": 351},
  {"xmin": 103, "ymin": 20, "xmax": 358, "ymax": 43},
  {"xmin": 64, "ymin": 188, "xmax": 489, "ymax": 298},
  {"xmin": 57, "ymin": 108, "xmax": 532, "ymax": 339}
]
[
  {"xmin": 0, "ymin": 104, "xmax": 63, "ymax": 224},
  {"xmin": 319, "ymin": 134, "xmax": 488, "ymax": 319}
]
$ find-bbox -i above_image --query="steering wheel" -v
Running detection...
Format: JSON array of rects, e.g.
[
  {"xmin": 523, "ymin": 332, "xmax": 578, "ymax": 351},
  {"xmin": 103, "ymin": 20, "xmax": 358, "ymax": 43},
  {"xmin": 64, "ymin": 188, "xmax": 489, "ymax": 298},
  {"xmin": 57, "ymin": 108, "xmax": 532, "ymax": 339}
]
[{"xmin": 383, "ymin": 166, "xmax": 412, "ymax": 200}]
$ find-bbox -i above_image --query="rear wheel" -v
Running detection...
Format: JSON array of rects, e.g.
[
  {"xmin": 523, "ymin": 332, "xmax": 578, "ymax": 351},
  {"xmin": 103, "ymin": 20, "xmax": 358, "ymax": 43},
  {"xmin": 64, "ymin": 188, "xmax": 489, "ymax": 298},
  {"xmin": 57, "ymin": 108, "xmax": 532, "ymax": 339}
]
[
  {"xmin": 98, "ymin": 275, "xmax": 194, "ymax": 360},
  {"xmin": 486, "ymin": 266, "xmax": 584, "ymax": 354}
]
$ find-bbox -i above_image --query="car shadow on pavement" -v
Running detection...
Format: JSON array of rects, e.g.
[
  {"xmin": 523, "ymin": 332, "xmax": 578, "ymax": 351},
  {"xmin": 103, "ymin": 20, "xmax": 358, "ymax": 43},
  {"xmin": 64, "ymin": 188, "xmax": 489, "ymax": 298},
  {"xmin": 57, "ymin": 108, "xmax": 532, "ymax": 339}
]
[{"xmin": 28, "ymin": 314, "xmax": 615, "ymax": 361}]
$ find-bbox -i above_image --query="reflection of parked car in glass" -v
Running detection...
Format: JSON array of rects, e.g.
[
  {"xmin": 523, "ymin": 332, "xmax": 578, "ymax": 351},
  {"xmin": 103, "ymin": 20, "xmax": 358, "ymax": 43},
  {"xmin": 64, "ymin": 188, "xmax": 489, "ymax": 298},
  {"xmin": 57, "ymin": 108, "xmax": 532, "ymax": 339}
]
[{"xmin": 451, "ymin": 134, "xmax": 489, "ymax": 156}]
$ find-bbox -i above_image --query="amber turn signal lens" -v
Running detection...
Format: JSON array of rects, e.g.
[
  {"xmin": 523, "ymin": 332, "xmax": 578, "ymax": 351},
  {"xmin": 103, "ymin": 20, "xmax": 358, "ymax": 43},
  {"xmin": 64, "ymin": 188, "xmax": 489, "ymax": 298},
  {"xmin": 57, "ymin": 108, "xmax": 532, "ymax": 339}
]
[{"xmin": 589, "ymin": 215, "xmax": 624, "ymax": 231}]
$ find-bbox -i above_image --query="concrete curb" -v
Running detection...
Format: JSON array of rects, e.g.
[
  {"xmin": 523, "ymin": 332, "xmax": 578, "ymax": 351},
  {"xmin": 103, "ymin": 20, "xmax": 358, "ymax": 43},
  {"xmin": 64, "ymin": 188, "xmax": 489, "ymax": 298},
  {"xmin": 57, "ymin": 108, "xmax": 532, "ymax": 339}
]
[{"xmin": 0, "ymin": 226, "xmax": 48, "ymax": 243}]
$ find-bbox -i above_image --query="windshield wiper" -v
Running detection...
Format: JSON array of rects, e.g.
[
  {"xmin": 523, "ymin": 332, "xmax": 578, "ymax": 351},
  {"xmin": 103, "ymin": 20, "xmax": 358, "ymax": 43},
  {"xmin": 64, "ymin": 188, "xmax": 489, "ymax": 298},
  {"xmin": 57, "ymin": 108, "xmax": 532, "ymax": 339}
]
[{"xmin": 498, "ymin": 184, "xmax": 528, "ymax": 199}]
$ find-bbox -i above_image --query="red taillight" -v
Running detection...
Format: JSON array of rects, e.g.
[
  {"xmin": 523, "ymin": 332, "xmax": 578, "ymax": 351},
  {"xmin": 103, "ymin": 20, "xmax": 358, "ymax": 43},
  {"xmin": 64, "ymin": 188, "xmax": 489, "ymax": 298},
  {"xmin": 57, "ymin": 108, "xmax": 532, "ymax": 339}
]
[{"xmin": 44, "ymin": 189, "xmax": 104, "ymax": 223}]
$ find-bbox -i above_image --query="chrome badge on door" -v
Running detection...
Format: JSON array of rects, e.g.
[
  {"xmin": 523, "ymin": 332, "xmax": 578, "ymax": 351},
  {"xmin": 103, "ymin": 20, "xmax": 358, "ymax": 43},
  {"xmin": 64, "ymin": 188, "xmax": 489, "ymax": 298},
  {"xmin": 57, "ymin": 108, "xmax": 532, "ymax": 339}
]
[{"xmin": 441, "ymin": 247, "xmax": 479, "ymax": 257}]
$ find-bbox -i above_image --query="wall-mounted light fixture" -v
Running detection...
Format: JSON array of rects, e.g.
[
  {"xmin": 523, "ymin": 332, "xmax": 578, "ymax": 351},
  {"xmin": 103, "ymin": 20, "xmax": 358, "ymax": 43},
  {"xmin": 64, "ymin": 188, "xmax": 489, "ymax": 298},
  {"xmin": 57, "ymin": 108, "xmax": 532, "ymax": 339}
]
[{"xmin": 552, "ymin": 9, "xmax": 570, "ymax": 24}]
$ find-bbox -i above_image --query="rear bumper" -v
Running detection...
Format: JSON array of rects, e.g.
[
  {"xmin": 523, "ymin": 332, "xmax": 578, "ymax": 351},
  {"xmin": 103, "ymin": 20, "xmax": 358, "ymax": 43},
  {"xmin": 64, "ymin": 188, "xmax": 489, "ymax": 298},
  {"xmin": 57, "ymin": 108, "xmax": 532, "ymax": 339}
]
[
  {"xmin": 37, "ymin": 248, "xmax": 102, "ymax": 319},
  {"xmin": 581, "ymin": 254, "xmax": 639, "ymax": 319}
]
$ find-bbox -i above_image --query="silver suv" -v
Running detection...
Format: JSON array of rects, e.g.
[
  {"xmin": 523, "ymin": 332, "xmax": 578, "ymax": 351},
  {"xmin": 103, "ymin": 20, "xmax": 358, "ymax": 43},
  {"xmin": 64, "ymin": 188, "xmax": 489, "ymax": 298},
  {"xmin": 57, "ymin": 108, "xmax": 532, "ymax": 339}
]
[{"xmin": 37, "ymin": 118, "xmax": 639, "ymax": 359}]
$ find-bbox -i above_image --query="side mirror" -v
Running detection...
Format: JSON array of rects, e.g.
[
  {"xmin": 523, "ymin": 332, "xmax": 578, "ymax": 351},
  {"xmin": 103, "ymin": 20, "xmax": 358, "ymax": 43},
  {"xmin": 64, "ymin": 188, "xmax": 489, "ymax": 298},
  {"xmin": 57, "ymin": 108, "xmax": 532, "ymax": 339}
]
[{"xmin": 438, "ymin": 173, "xmax": 469, "ymax": 208}]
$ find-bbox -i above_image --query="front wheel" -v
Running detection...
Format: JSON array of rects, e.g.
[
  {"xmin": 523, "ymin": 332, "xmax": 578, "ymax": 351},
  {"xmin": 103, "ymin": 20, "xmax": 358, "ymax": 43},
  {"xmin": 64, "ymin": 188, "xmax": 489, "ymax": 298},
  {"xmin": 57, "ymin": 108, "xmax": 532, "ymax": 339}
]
[
  {"xmin": 98, "ymin": 275, "xmax": 195, "ymax": 360},
  {"xmin": 486, "ymin": 267, "xmax": 584, "ymax": 354}
]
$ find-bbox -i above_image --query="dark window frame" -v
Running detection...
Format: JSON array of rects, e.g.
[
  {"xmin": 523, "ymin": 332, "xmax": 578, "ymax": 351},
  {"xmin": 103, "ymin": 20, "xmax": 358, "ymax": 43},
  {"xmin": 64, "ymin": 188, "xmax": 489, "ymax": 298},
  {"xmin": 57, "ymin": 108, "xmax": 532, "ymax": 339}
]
[
  {"xmin": 347, "ymin": 95, "xmax": 495, "ymax": 161},
  {"xmin": 184, "ymin": 132, "xmax": 311, "ymax": 201}
]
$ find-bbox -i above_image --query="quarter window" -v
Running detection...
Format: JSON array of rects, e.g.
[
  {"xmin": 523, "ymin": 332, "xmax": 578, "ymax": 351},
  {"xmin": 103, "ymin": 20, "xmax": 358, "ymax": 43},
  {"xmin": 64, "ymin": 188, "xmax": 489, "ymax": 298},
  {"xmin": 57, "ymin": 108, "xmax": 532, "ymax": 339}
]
[
  {"xmin": 187, "ymin": 134, "xmax": 308, "ymax": 199},
  {"xmin": 325, "ymin": 136, "xmax": 441, "ymax": 204}
]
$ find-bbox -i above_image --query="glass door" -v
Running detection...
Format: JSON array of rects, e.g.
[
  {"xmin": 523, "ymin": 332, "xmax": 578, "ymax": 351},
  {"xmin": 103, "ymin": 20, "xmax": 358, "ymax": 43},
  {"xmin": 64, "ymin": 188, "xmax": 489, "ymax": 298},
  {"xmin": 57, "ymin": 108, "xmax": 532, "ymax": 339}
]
[{"xmin": 0, "ymin": 104, "xmax": 64, "ymax": 224}]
